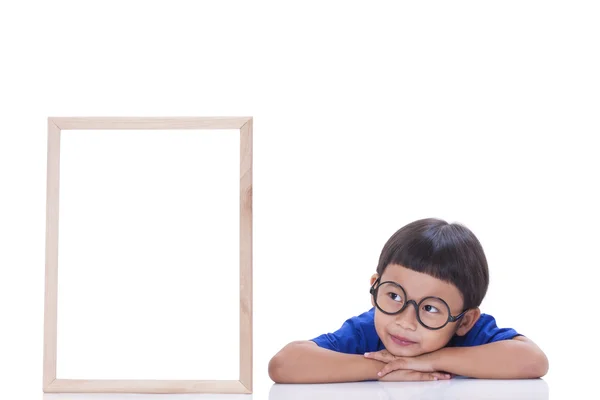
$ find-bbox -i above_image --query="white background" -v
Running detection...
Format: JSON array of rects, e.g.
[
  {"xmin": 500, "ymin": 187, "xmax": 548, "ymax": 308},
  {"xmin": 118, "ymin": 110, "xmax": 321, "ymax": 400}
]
[{"xmin": 0, "ymin": 1, "xmax": 598, "ymax": 399}]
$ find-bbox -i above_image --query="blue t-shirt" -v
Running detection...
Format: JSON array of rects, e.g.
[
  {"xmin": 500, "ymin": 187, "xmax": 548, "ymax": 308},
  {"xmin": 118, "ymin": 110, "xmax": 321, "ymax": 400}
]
[{"xmin": 310, "ymin": 307, "xmax": 521, "ymax": 354}]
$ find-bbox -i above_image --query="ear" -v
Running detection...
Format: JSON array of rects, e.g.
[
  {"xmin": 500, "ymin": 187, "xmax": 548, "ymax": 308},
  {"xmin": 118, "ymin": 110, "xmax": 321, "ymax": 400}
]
[
  {"xmin": 370, "ymin": 273, "xmax": 379, "ymax": 287},
  {"xmin": 454, "ymin": 307, "xmax": 481, "ymax": 336},
  {"xmin": 370, "ymin": 273, "xmax": 379, "ymax": 307}
]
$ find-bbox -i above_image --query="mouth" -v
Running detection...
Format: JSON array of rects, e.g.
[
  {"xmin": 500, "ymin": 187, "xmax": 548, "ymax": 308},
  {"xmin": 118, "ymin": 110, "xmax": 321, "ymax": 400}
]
[{"xmin": 389, "ymin": 334, "xmax": 417, "ymax": 346}]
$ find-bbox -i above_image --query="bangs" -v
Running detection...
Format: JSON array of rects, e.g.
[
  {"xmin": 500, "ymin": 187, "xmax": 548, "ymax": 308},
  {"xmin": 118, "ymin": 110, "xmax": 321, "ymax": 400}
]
[{"xmin": 376, "ymin": 219, "xmax": 488, "ymax": 310}]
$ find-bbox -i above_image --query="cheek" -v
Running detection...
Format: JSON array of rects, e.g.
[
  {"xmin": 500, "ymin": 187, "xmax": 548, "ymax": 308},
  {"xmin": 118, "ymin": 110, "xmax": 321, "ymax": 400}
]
[
  {"xmin": 373, "ymin": 313, "xmax": 389, "ymax": 338},
  {"xmin": 418, "ymin": 328, "xmax": 456, "ymax": 350}
]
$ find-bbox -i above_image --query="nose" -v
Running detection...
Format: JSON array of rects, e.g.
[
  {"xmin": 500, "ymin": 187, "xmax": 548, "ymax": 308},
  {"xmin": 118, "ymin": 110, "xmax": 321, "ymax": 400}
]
[{"xmin": 394, "ymin": 300, "xmax": 418, "ymax": 331}]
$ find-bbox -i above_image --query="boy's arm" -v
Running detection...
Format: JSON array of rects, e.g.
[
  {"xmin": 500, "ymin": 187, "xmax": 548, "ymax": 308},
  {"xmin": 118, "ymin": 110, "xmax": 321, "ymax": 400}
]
[
  {"xmin": 268, "ymin": 340, "xmax": 384, "ymax": 383},
  {"xmin": 431, "ymin": 336, "xmax": 548, "ymax": 379},
  {"xmin": 371, "ymin": 336, "xmax": 549, "ymax": 379},
  {"xmin": 269, "ymin": 341, "xmax": 451, "ymax": 383}
]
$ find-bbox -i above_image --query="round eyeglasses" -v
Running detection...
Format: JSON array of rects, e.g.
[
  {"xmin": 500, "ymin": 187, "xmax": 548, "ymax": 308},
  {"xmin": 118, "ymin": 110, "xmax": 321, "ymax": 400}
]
[{"xmin": 369, "ymin": 278, "xmax": 468, "ymax": 330}]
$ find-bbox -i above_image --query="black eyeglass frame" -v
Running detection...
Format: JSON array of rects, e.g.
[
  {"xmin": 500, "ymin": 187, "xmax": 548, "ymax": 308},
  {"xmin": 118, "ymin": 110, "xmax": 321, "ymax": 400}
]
[{"xmin": 369, "ymin": 278, "xmax": 469, "ymax": 331}]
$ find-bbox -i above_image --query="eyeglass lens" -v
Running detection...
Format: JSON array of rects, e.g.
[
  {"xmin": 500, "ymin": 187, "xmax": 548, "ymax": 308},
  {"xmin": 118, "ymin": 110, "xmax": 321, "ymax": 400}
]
[{"xmin": 374, "ymin": 282, "xmax": 450, "ymax": 329}]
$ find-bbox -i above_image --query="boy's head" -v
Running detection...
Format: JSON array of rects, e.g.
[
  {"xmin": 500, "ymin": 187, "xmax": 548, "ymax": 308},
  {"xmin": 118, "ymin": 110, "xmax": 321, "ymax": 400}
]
[{"xmin": 369, "ymin": 218, "xmax": 489, "ymax": 356}]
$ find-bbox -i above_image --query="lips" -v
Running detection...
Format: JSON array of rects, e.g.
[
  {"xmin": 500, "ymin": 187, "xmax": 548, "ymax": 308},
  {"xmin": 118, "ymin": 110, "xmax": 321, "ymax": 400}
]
[{"xmin": 389, "ymin": 334, "xmax": 417, "ymax": 346}]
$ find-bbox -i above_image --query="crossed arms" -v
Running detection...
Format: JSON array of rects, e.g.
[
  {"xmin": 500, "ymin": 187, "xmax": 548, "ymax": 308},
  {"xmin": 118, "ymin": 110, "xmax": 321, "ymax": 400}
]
[{"xmin": 268, "ymin": 336, "xmax": 548, "ymax": 383}]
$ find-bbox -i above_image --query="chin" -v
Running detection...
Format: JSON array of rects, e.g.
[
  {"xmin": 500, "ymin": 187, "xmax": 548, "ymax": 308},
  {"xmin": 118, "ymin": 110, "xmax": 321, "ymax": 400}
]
[{"xmin": 384, "ymin": 341, "xmax": 425, "ymax": 357}]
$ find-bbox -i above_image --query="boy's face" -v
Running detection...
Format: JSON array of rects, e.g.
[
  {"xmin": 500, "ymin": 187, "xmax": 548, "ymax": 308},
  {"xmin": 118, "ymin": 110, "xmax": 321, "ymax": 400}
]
[{"xmin": 370, "ymin": 263, "xmax": 480, "ymax": 357}]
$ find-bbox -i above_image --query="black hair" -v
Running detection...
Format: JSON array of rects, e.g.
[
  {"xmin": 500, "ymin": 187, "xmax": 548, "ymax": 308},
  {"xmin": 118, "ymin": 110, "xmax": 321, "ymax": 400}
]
[{"xmin": 376, "ymin": 218, "xmax": 489, "ymax": 310}]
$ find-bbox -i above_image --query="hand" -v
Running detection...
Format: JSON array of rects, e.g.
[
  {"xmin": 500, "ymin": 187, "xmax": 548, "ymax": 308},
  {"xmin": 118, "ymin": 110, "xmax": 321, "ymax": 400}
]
[
  {"xmin": 365, "ymin": 349, "xmax": 449, "ymax": 378},
  {"xmin": 377, "ymin": 368, "xmax": 452, "ymax": 382}
]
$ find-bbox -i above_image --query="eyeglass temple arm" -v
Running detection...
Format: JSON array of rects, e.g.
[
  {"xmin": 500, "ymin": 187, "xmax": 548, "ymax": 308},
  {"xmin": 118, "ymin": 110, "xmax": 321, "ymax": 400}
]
[
  {"xmin": 369, "ymin": 277, "xmax": 381, "ymax": 294},
  {"xmin": 449, "ymin": 309, "xmax": 469, "ymax": 322}
]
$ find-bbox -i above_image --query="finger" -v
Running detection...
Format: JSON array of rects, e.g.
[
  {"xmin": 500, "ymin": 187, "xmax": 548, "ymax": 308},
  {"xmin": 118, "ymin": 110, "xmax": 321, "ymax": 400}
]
[
  {"xmin": 377, "ymin": 360, "xmax": 405, "ymax": 377},
  {"xmin": 423, "ymin": 372, "xmax": 443, "ymax": 381},
  {"xmin": 423, "ymin": 372, "xmax": 436, "ymax": 381},
  {"xmin": 400, "ymin": 371, "xmax": 430, "ymax": 381},
  {"xmin": 366, "ymin": 350, "xmax": 389, "ymax": 357},
  {"xmin": 430, "ymin": 372, "xmax": 452, "ymax": 380},
  {"xmin": 377, "ymin": 365, "xmax": 392, "ymax": 377},
  {"xmin": 378, "ymin": 369, "xmax": 410, "ymax": 381},
  {"xmin": 365, "ymin": 352, "xmax": 393, "ymax": 362}
]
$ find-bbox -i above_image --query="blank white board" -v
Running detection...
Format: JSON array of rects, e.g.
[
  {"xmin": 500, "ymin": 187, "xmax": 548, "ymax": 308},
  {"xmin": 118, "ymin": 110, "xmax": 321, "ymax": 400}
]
[{"xmin": 55, "ymin": 129, "xmax": 240, "ymax": 380}]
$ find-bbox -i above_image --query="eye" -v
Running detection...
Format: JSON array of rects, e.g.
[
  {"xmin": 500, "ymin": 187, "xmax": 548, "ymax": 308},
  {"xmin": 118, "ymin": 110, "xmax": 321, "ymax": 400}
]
[
  {"xmin": 423, "ymin": 304, "xmax": 439, "ymax": 313},
  {"xmin": 387, "ymin": 292, "xmax": 403, "ymax": 302}
]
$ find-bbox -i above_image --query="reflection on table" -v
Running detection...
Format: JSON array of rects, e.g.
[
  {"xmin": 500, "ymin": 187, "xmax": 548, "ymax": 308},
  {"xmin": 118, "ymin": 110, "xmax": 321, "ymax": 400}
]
[
  {"xmin": 43, "ymin": 393, "xmax": 251, "ymax": 400},
  {"xmin": 269, "ymin": 377, "xmax": 548, "ymax": 400}
]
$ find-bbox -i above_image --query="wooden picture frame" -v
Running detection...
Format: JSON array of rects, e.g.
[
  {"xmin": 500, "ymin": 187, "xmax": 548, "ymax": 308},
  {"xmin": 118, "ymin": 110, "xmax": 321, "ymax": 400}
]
[{"xmin": 43, "ymin": 117, "xmax": 253, "ymax": 394}]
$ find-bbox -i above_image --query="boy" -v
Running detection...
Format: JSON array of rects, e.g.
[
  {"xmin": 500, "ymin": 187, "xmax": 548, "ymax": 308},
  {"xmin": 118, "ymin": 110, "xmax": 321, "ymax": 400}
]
[{"xmin": 269, "ymin": 218, "xmax": 548, "ymax": 383}]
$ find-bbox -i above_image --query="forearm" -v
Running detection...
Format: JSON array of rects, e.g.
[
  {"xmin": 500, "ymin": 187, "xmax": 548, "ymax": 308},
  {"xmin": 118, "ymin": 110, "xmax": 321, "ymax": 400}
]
[
  {"xmin": 269, "ymin": 341, "xmax": 385, "ymax": 383},
  {"xmin": 431, "ymin": 339, "xmax": 549, "ymax": 379}
]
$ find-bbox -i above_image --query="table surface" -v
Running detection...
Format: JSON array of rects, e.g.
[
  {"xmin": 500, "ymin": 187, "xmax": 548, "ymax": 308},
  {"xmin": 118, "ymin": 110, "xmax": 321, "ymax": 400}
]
[{"xmin": 40, "ymin": 378, "xmax": 549, "ymax": 400}]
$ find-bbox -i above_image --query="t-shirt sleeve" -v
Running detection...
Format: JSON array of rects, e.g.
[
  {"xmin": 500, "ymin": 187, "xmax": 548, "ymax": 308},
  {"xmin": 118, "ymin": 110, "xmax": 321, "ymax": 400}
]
[
  {"xmin": 310, "ymin": 315, "xmax": 367, "ymax": 354},
  {"xmin": 451, "ymin": 314, "xmax": 523, "ymax": 347}
]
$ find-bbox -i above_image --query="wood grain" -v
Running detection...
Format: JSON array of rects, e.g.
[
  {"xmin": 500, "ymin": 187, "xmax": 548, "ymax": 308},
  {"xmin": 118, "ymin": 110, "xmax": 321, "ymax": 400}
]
[
  {"xmin": 45, "ymin": 379, "xmax": 251, "ymax": 394},
  {"xmin": 50, "ymin": 117, "xmax": 251, "ymax": 130},
  {"xmin": 240, "ymin": 118, "xmax": 253, "ymax": 392},
  {"xmin": 42, "ymin": 116, "xmax": 254, "ymax": 394},
  {"xmin": 43, "ymin": 119, "xmax": 60, "ymax": 389}
]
